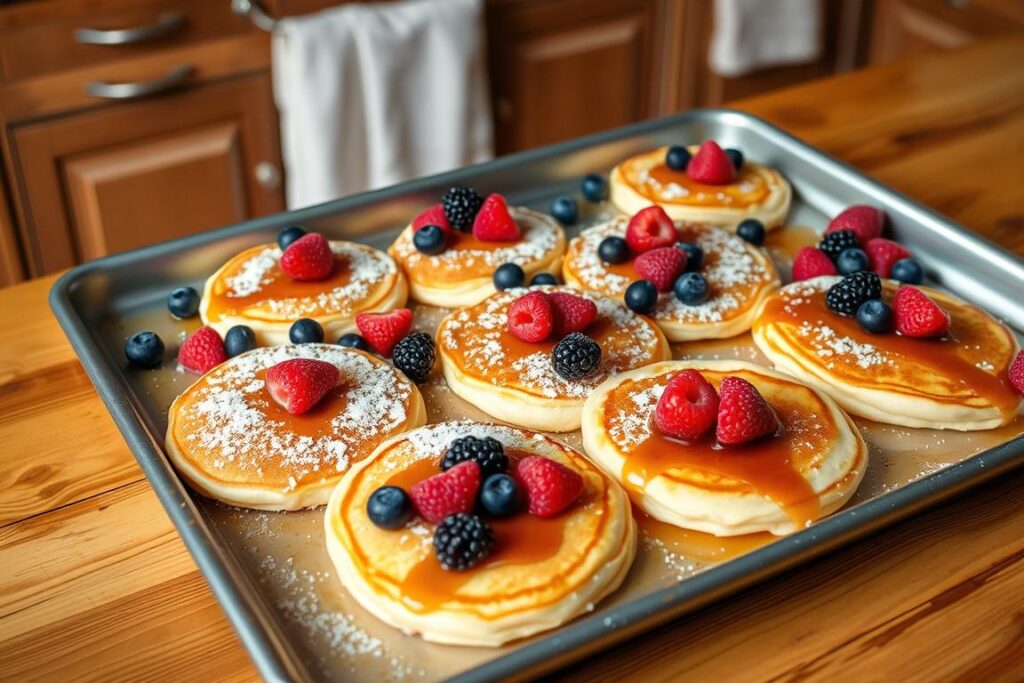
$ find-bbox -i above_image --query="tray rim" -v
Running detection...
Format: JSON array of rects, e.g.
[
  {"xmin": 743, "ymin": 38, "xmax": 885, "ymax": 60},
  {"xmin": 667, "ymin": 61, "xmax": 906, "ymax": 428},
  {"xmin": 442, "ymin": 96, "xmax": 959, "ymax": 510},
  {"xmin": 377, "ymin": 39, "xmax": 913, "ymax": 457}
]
[{"xmin": 49, "ymin": 107, "xmax": 1024, "ymax": 682}]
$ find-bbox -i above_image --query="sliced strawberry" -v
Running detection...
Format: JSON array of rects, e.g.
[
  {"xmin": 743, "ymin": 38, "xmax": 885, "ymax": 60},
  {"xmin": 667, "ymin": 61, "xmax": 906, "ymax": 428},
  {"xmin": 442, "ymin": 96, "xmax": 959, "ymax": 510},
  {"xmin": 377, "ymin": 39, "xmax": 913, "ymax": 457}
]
[
  {"xmin": 355, "ymin": 308, "xmax": 413, "ymax": 356},
  {"xmin": 1009, "ymin": 350, "xmax": 1024, "ymax": 396},
  {"xmin": 412, "ymin": 203, "xmax": 453, "ymax": 238},
  {"xmin": 686, "ymin": 140, "xmax": 735, "ymax": 185},
  {"xmin": 825, "ymin": 205, "xmax": 885, "ymax": 243},
  {"xmin": 506, "ymin": 291, "xmax": 554, "ymax": 343},
  {"xmin": 472, "ymin": 193, "xmax": 521, "ymax": 242},
  {"xmin": 625, "ymin": 206, "xmax": 678, "ymax": 254},
  {"xmin": 791, "ymin": 246, "xmax": 838, "ymax": 281},
  {"xmin": 265, "ymin": 358, "xmax": 339, "ymax": 415},
  {"xmin": 513, "ymin": 456, "xmax": 584, "ymax": 518},
  {"xmin": 716, "ymin": 376, "xmax": 778, "ymax": 446},
  {"xmin": 655, "ymin": 370, "xmax": 719, "ymax": 442},
  {"xmin": 409, "ymin": 461, "xmax": 481, "ymax": 524},
  {"xmin": 893, "ymin": 286, "xmax": 950, "ymax": 338},
  {"xmin": 178, "ymin": 326, "xmax": 227, "ymax": 374},
  {"xmin": 280, "ymin": 233, "xmax": 334, "ymax": 281},
  {"xmin": 548, "ymin": 292, "xmax": 597, "ymax": 336},
  {"xmin": 635, "ymin": 246, "xmax": 687, "ymax": 292},
  {"xmin": 865, "ymin": 238, "xmax": 911, "ymax": 278}
]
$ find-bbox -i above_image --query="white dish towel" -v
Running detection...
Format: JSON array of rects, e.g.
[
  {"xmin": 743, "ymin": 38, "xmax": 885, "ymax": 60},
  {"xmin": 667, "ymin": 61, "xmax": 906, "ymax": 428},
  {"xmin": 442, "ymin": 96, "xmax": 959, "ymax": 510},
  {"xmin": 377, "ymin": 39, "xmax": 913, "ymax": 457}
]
[
  {"xmin": 272, "ymin": 0, "xmax": 493, "ymax": 209},
  {"xmin": 709, "ymin": 0, "xmax": 822, "ymax": 78}
]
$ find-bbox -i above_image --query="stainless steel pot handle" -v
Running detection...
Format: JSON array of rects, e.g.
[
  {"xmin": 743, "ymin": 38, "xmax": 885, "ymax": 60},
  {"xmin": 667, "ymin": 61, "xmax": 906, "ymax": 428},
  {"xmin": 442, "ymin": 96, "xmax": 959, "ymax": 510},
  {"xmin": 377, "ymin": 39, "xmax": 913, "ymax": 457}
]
[
  {"xmin": 84, "ymin": 65, "xmax": 193, "ymax": 100},
  {"xmin": 74, "ymin": 12, "xmax": 187, "ymax": 46}
]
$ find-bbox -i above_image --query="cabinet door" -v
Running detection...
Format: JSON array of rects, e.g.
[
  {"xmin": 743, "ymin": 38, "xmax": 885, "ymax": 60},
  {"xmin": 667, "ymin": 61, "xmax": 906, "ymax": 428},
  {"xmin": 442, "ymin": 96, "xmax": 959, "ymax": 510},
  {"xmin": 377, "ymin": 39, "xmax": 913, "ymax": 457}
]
[{"xmin": 12, "ymin": 73, "xmax": 283, "ymax": 275}]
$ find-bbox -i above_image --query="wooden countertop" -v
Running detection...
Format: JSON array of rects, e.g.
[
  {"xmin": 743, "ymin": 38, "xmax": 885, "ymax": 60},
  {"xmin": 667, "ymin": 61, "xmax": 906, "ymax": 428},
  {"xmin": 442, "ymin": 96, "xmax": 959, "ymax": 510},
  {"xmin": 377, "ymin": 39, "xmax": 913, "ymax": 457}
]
[{"xmin": 2, "ymin": 36, "xmax": 1023, "ymax": 682}]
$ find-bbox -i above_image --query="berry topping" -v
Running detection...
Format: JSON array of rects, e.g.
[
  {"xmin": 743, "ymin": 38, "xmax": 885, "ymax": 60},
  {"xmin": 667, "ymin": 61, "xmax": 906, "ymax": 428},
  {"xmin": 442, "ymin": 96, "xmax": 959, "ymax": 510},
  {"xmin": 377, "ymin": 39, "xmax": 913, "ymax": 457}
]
[
  {"xmin": 167, "ymin": 286, "xmax": 200, "ymax": 319},
  {"xmin": 224, "ymin": 325, "xmax": 256, "ymax": 357},
  {"xmin": 552, "ymin": 332, "xmax": 602, "ymax": 380},
  {"xmin": 124, "ymin": 331, "xmax": 164, "ymax": 369},
  {"xmin": 493, "ymin": 262, "xmax": 525, "ymax": 291},
  {"xmin": 826, "ymin": 271, "xmax": 882, "ymax": 317},
  {"xmin": 625, "ymin": 280, "xmax": 659, "ymax": 314},
  {"xmin": 725, "ymin": 148, "xmax": 744, "ymax": 171},
  {"xmin": 442, "ymin": 186, "xmax": 484, "ymax": 231},
  {"xmin": 280, "ymin": 233, "xmax": 334, "ymax": 281},
  {"xmin": 265, "ymin": 358, "xmax": 339, "ymax": 415},
  {"xmin": 337, "ymin": 333, "xmax": 370, "ymax": 351},
  {"xmin": 857, "ymin": 299, "xmax": 894, "ymax": 334},
  {"xmin": 625, "ymin": 206, "xmax": 677, "ymax": 254},
  {"xmin": 433, "ymin": 513, "xmax": 494, "ymax": 570},
  {"xmin": 716, "ymin": 376, "xmax": 778, "ymax": 446},
  {"xmin": 865, "ymin": 238, "xmax": 911, "ymax": 278},
  {"xmin": 367, "ymin": 486, "xmax": 413, "ymax": 530},
  {"xmin": 513, "ymin": 456, "xmax": 584, "ymax": 518},
  {"xmin": 277, "ymin": 225, "xmax": 306, "ymax": 250},
  {"xmin": 548, "ymin": 291, "xmax": 598, "ymax": 336},
  {"xmin": 531, "ymin": 273, "xmax": 558, "ymax": 286},
  {"xmin": 507, "ymin": 290, "xmax": 555, "ymax": 343},
  {"xmin": 289, "ymin": 318, "xmax": 324, "ymax": 344},
  {"xmin": 675, "ymin": 242, "xmax": 704, "ymax": 271},
  {"xmin": 355, "ymin": 308, "xmax": 413, "ymax": 356},
  {"xmin": 413, "ymin": 224, "xmax": 447, "ymax": 255},
  {"xmin": 598, "ymin": 236, "xmax": 631, "ymax": 264},
  {"xmin": 441, "ymin": 436, "xmax": 508, "ymax": 477},
  {"xmin": 581, "ymin": 173, "xmax": 609, "ymax": 202},
  {"xmin": 836, "ymin": 247, "xmax": 869, "ymax": 275},
  {"xmin": 665, "ymin": 145, "xmax": 691, "ymax": 171},
  {"xmin": 479, "ymin": 473, "xmax": 521, "ymax": 518},
  {"xmin": 549, "ymin": 196, "xmax": 578, "ymax": 225},
  {"xmin": 635, "ymin": 246, "xmax": 687, "ymax": 292},
  {"xmin": 178, "ymin": 326, "xmax": 227, "ymax": 374},
  {"xmin": 736, "ymin": 219, "xmax": 766, "ymax": 246},
  {"xmin": 891, "ymin": 258, "xmax": 924, "ymax": 285},
  {"xmin": 819, "ymin": 230, "xmax": 861, "ymax": 261},
  {"xmin": 654, "ymin": 370, "xmax": 719, "ymax": 442},
  {"xmin": 472, "ymin": 193, "xmax": 521, "ymax": 242},
  {"xmin": 826, "ymin": 205, "xmax": 885, "ymax": 243},
  {"xmin": 893, "ymin": 286, "xmax": 950, "ymax": 338},
  {"xmin": 410, "ymin": 461, "xmax": 481, "ymax": 524},
  {"xmin": 1009, "ymin": 350, "xmax": 1024, "ymax": 396},
  {"xmin": 392, "ymin": 331, "xmax": 435, "ymax": 383},
  {"xmin": 686, "ymin": 140, "xmax": 735, "ymax": 185},
  {"xmin": 411, "ymin": 204, "xmax": 453, "ymax": 237},
  {"xmin": 791, "ymin": 246, "xmax": 838, "ymax": 281},
  {"xmin": 674, "ymin": 272, "xmax": 710, "ymax": 305}
]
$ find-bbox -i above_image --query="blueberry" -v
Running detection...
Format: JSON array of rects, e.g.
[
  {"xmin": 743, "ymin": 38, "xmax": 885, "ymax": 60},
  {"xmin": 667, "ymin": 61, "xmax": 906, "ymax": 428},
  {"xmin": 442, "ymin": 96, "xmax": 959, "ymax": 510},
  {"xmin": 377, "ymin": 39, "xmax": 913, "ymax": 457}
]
[
  {"xmin": 675, "ymin": 242, "xmax": 704, "ymax": 271},
  {"xmin": 665, "ymin": 145, "xmax": 691, "ymax": 171},
  {"xmin": 549, "ymin": 196, "xmax": 578, "ymax": 225},
  {"xmin": 493, "ymin": 263, "xmax": 525, "ymax": 291},
  {"xmin": 366, "ymin": 486, "xmax": 413, "ymax": 530},
  {"xmin": 479, "ymin": 474, "xmax": 521, "ymax": 518},
  {"xmin": 338, "ymin": 333, "xmax": 370, "ymax": 351},
  {"xmin": 289, "ymin": 318, "xmax": 324, "ymax": 344},
  {"xmin": 625, "ymin": 280, "xmax": 658, "ymax": 314},
  {"xmin": 531, "ymin": 273, "xmax": 558, "ymax": 286},
  {"xmin": 166, "ymin": 286, "xmax": 200, "ymax": 319},
  {"xmin": 581, "ymin": 173, "xmax": 609, "ymax": 202},
  {"xmin": 413, "ymin": 224, "xmax": 447, "ymax": 255},
  {"xmin": 598, "ymin": 236, "xmax": 631, "ymax": 264},
  {"xmin": 124, "ymin": 331, "xmax": 164, "ymax": 369},
  {"xmin": 836, "ymin": 247, "xmax": 869, "ymax": 275},
  {"xmin": 736, "ymin": 219, "xmax": 765, "ymax": 246},
  {"xmin": 674, "ymin": 272, "xmax": 710, "ymax": 305},
  {"xmin": 856, "ymin": 299, "xmax": 893, "ymax": 334},
  {"xmin": 277, "ymin": 225, "xmax": 306, "ymax": 250},
  {"xmin": 725, "ymin": 148, "xmax": 744, "ymax": 171},
  {"xmin": 224, "ymin": 325, "xmax": 256, "ymax": 357},
  {"xmin": 891, "ymin": 258, "xmax": 924, "ymax": 285}
]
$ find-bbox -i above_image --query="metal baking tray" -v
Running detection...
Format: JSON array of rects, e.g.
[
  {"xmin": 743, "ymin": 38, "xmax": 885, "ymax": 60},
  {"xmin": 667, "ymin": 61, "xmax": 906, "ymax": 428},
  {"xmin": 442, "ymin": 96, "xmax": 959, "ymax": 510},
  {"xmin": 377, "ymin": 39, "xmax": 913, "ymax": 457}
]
[{"xmin": 50, "ymin": 109, "xmax": 1024, "ymax": 682}]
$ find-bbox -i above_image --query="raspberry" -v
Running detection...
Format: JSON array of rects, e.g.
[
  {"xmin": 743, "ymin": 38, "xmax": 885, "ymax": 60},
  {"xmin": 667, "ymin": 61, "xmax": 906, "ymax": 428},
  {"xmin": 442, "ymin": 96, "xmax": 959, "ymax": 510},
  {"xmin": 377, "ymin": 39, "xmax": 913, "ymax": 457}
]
[
  {"xmin": 178, "ymin": 327, "xmax": 227, "ymax": 374},
  {"xmin": 716, "ymin": 376, "xmax": 779, "ymax": 445},
  {"xmin": 625, "ymin": 206, "xmax": 678, "ymax": 254},
  {"xmin": 280, "ymin": 233, "xmax": 334, "ymax": 281},
  {"xmin": 433, "ymin": 513, "xmax": 494, "ymax": 570},
  {"xmin": 551, "ymin": 332, "xmax": 601, "ymax": 380},
  {"xmin": 826, "ymin": 272, "xmax": 882, "ymax": 317},
  {"xmin": 865, "ymin": 238, "xmax": 911, "ymax": 278},
  {"xmin": 1009, "ymin": 350, "xmax": 1024, "ymax": 396},
  {"xmin": 548, "ymin": 292, "xmax": 597, "ymax": 336},
  {"xmin": 440, "ymin": 436, "xmax": 508, "ymax": 477},
  {"xmin": 819, "ymin": 230, "xmax": 861, "ymax": 261},
  {"xmin": 686, "ymin": 140, "xmax": 735, "ymax": 185},
  {"xmin": 472, "ymin": 193, "xmax": 521, "ymax": 242},
  {"xmin": 506, "ymin": 291, "xmax": 554, "ymax": 343},
  {"xmin": 391, "ymin": 332, "xmax": 435, "ymax": 383},
  {"xmin": 634, "ymin": 246, "xmax": 687, "ymax": 292},
  {"xmin": 791, "ymin": 246, "xmax": 838, "ymax": 281},
  {"xmin": 893, "ymin": 286, "xmax": 950, "ymax": 338},
  {"xmin": 265, "ymin": 358, "xmax": 339, "ymax": 415},
  {"xmin": 654, "ymin": 370, "xmax": 719, "ymax": 441},
  {"xmin": 442, "ymin": 186, "xmax": 483, "ymax": 231},
  {"xmin": 355, "ymin": 308, "xmax": 413, "ymax": 357},
  {"xmin": 411, "ymin": 203, "xmax": 453, "ymax": 239},
  {"xmin": 825, "ymin": 205, "xmax": 885, "ymax": 243},
  {"xmin": 409, "ymin": 461, "xmax": 481, "ymax": 524},
  {"xmin": 513, "ymin": 456, "xmax": 584, "ymax": 518}
]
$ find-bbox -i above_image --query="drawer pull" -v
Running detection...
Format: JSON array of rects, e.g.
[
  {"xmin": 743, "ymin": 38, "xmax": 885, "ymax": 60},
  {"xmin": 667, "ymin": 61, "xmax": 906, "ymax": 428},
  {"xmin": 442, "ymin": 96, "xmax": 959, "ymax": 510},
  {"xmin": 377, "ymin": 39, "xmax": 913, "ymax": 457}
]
[
  {"xmin": 74, "ymin": 12, "xmax": 187, "ymax": 46},
  {"xmin": 84, "ymin": 65, "xmax": 193, "ymax": 100}
]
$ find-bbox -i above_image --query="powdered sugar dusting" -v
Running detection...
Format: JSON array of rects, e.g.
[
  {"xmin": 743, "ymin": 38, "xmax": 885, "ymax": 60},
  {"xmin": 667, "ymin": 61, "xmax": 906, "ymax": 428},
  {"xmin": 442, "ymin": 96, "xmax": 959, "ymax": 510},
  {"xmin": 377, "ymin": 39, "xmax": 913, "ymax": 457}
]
[{"xmin": 402, "ymin": 421, "xmax": 549, "ymax": 461}]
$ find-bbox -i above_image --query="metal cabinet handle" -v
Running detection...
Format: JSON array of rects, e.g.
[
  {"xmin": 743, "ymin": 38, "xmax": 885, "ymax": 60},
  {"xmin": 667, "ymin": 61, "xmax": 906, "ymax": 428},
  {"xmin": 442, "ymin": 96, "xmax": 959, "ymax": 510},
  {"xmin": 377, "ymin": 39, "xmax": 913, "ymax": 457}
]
[
  {"xmin": 74, "ymin": 12, "xmax": 186, "ymax": 46},
  {"xmin": 84, "ymin": 64, "xmax": 193, "ymax": 100}
]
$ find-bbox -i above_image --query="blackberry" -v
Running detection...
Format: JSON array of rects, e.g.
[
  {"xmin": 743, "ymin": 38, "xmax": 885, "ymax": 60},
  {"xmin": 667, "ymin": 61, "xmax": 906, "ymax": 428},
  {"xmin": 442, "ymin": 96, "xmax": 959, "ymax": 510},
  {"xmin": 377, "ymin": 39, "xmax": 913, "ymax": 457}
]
[
  {"xmin": 441, "ymin": 436, "xmax": 508, "ymax": 477},
  {"xmin": 552, "ymin": 332, "xmax": 602, "ymax": 380},
  {"xmin": 433, "ymin": 513, "xmax": 494, "ymax": 570},
  {"xmin": 826, "ymin": 271, "xmax": 881, "ymax": 317},
  {"xmin": 442, "ymin": 186, "xmax": 484, "ymax": 231},
  {"xmin": 392, "ymin": 332, "xmax": 434, "ymax": 383},
  {"xmin": 819, "ymin": 230, "xmax": 860, "ymax": 261}
]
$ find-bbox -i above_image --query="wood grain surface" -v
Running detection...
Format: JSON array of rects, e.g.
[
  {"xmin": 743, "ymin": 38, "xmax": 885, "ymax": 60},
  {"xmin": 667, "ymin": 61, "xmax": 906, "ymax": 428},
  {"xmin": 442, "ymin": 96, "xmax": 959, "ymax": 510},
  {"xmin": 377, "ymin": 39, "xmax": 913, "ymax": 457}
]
[{"xmin": 1, "ymin": 36, "xmax": 1023, "ymax": 682}]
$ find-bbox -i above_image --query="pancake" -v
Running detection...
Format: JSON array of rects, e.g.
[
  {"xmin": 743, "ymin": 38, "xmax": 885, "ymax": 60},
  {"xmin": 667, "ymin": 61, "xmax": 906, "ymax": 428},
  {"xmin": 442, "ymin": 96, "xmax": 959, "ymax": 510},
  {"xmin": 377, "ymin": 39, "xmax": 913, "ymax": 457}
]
[
  {"xmin": 581, "ymin": 360, "xmax": 867, "ymax": 536},
  {"xmin": 165, "ymin": 344, "xmax": 425, "ymax": 510},
  {"xmin": 436, "ymin": 286, "xmax": 671, "ymax": 431},
  {"xmin": 324, "ymin": 421, "xmax": 636, "ymax": 646},
  {"xmin": 561, "ymin": 217, "xmax": 780, "ymax": 341},
  {"xmin": 388, "ymin": 206, "xmax": 566, "ymax": 307},
  {"xmin": 610, "ymin": 146, "xmax": 791, "ymax": 230},
  {"xmin": 199, "ymin": 240, "xmax": 407, "ymax": 346},
  {"xmin": 752, "ymin": 277, "xmax": 1023, "ymax": 430}
]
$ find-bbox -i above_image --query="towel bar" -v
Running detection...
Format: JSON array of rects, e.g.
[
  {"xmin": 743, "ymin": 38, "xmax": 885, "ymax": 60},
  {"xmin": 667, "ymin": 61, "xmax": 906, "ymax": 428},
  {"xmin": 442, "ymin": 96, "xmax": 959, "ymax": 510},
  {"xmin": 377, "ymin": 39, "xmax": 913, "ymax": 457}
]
[{"xmin": 231, "ymin": 0, "xmax": 278, "ymax": 32}]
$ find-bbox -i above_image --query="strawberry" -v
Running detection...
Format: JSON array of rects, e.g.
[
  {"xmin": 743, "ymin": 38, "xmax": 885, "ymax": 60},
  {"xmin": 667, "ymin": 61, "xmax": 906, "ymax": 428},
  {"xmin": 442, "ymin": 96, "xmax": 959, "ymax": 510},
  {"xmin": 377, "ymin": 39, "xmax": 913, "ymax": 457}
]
[
  {"xmin": 472, "ymin": 193, "xmax": 521, "ymax": 242},
  {"xmin": 1009, "ymin": 350, "xmax": 1024, "ymax": 396},
  {"xmin": 513, "ymin": 456, "xmax": 584, "ymax": 518},
  {"xmin": 625, "ymin": 206, "xmax": 678, "ymax": 254},
  {"xmin": 548, "ymin": 292, "xmax": 597, "ymax": 336},
  {"xmin": 893, "ymin": 286, "xmax": 950, "ymax": 338},
  {"xmin": 825, "ymin": 205, "xmax": 885, "ymax": 243},
  {"xmin": 635, "ymin": 246, "xmax": 687, "ymax": 292},
  {"xmin": 409, "ymin": 461, "xmax": 481, "ymax": 524},
  {"xmin": 506, "ymin": 291, "xmax": 554, "ymax": 343},
  {"xmin": 791, "ymin": 246, "xmax": 838, "ymax": 281},
  {"xmin": 654, "ymin": 370, "xmax": 719, "ymax": 442},
  {"xmin": 178, "ymin": 326, "xmax": 227, "ymax": 374},
  {"xmin": 265, "ymin": 358, "xmax": 339, "ymax": 415},
  {"xmin": 355, "ymin": 308, "xmax": 413, "ymax": 356},
  {"xmin": 411, "ymin": 203, "xmax": 453, "ymax": 238},
  {"xmin": 865, "ymin": 238, "xmax": 911, "ymax": 278},
  {"xmin": 280, "ymin": 233, "xmax": 334, "ymax": 281},
  {"xmin": 686, "ymin": 140, "xmax": 735, "ymax": 185},
  {"xmin": 716, "ymin": 376, "xmax": 778, "ymax": 445}
]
